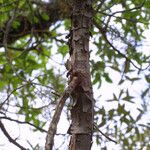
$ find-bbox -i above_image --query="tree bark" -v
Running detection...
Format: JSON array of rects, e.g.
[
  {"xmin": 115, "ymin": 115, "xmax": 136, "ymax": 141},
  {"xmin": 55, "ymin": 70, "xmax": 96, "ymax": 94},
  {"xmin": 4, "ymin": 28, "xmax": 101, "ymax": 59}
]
[{"xmin": 67, "ymin": 0, "xmax": 94, "ymax": 150}]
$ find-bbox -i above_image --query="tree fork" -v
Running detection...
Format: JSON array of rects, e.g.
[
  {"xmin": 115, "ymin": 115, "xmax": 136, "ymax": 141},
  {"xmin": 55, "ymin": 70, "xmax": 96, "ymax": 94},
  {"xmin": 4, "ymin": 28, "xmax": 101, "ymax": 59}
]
[{"xmin": 67, "ymin": 0, "xmax": 94, "ymax": 149}]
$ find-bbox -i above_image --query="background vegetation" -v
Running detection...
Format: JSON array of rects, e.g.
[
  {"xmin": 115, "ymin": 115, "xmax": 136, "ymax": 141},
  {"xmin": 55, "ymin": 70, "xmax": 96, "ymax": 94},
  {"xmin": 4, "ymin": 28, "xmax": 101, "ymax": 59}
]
[{"xmin": 0, "ymin": 0, "xmax": 150, "ymax": 149}]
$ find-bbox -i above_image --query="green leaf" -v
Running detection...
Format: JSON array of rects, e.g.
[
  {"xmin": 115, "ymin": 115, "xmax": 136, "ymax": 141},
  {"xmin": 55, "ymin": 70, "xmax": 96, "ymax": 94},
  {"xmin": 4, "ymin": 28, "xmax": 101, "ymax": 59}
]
[
  {"xmin": 25, "ymin": 114, "xmax": 31, "ymax": 122},
  {"xmin": 123, "ymin": 138, "xmax": 129, "ymax": 146},
  {"xmin": 130, "ymin": 77, "xmax": 141, "ymax": 82},
  {"xmin": 136, "ymin": 113, "xmax": 143, "ymax": 121},
  {"xmin": 124, "ymin": 59, "xmax": 130, "ymax": 73},
  {"xmin": 0, "ymin": 80, "xmax": 7, "ymax": 90},
  {"xmin": 33, "ymin": 16, "xmax": 39, "ymax": 23},
  {"xmin": 12, "ymin": 20, "xmax": 20, "ymax": 29},
  {"xmin": 122, "ymin": 90, "xmax": 134, "ymax": 103},
  {"xmin": 145, "ymin": 75, "xmax": 150, "ymax": 83},
  {"xmin": 64, "ymin": 19, "xmax": 71, "ymax": 30},
  {"xmin": 108, "ymin": 109, "xmax": 115, "ymax": 119},
  {"xmin": 118, "ymin": 104, "xmax": 125, "ymax": 115},
  {"xmin": 33, "ymin": 118, "xmax": 40, "ymax": 127},
  {"xmin": 96, "ymin": 134, "xmax": 100, "ymax": 144},
  {"xmin": 98, "ymin": 117, "xmax": 106, "ymax": 127},
  {"xmin": 110, "ymin": 65, "xmax": 120, "ymax": 72},
  {"xmin": 126, "ymin": 126, "xmax": 132, "ymax": 133},
  {"xmin": 125, "ymin": 76, "xmax": 140, "ymax": 83},
  {"xmin": 98, "ymin": 107, "xmax": 105, "ymax": 115},
  {"xmin": 58, "ymin": 45, "xmax": 68, "ymax": 57},
  {"xmin": 23, "ymin": 98, "xmax": 29, "ymax": 108},
  {"xmin": 141, "ymin": 88, "xmax": 149, "ymax": 98},
  {"xmin": 118, "ymin": 89, "xmax": 124, "ymax": 99},
  {"xmin": 97, "ymin": 61, "xmax": 105, "ymax": 70},
  {"xmin": 135, "ymin": 127, "xmax": 140, "ymax": 137},
  {"xmin": 93, "ymin": 72, "xmax": 101, "ymax": 85},
  {"xmin": 41, "ymin": 13, "xmax": 49, "ymax": 21},
  {"xmin": 118, "ymin": 79, "xmax": 124, "ymax": 85},
  {"xmin": 103, "ymin": 72, "xmax": 112, "ymax": 83},
  {"xmin": 113, "ymin": 93, "xmax": 118, "ymax": 101},
  {"xmin": 107, "ymin": 93, "xmax": 118, "ymax": 102}
]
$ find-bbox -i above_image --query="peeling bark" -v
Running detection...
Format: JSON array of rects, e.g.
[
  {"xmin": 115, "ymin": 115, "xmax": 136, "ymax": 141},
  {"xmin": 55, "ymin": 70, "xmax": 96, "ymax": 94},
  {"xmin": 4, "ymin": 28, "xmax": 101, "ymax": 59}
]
[{"xmin": 67, "ymin": 0, "xmax": 94, "ymax": 149}]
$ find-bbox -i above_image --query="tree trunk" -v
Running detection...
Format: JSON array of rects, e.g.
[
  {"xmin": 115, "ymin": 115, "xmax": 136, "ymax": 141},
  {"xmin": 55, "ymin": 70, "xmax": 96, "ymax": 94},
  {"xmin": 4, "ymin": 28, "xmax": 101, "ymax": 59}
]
[{"xmin": 67, "ymin": 0, "xmax": 94, "ymax": 150}]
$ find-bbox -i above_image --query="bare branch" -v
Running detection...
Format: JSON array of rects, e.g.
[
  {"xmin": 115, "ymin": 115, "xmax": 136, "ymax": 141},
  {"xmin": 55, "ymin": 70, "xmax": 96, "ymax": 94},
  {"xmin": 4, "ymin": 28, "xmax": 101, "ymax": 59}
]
[
  {"xmin": 31, "ymin": 82, "xmax": 60, "ymax": 97},
  {"xmin": 95, "ymin": 0, "xmax": 106, "ymax": 12},
  {"xmin": 98, "ymin": 0, "xmax": 146, "ymax": 17},
  {"xmin": 94, "ymin": 124, "xmax": 117, "ymax": 144},
  {"xmin": 0, "ymin": 84, "xmax": 25, "ymax": 109},
  {"xmin": 110, "ymin": 0, "xmax": 146, "ymax": 16},
  {"xmin": 0, "ymin": 116, "xmax": 47, "ymax": 133},
  {"xmin": 0, "ymin": 120, "xmax": 28, "ymax": 150},
  {"xmin": 45, "ymin": 76, "xmax": 78, "ymax": 150}
]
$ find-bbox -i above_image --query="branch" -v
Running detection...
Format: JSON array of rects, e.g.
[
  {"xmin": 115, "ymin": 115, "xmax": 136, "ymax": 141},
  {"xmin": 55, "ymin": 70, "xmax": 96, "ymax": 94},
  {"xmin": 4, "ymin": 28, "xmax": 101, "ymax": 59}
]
[
  {"xmin": 95, "ymin": 0, "xmax": 106, "ymax": 12},
  {"xmin": 0, "ymin": 0, "xmax": 71, "ymax": 46},
  {"xmin": 45, "ymin": 76, "xmax": 78, "ymax": 150},
  {"xmin": 94, "ymin": 124, "xmax": 117, "ymax": 144},
  {"xmin": 96, "ymin": 0, "xmax": 146, "ymax": 29},
  {"xmin": 3, "ymin": 0, "xmax": 19, "ymax": 62},
  {"xmin": 0, "ymin": 120, "xmax": 28, "ymax": 150},
  {"xmin": 93, "ymin": 20, "xmax": 150, "ymax": 71},
  {"xmin": 99, "ymin": 0, "xmax": 146, "ymax": 17},
  {"xmin": 97, "ymin": 11, "xmax": 147, "ymax": 25},
  {"xmin": 111, "ymin": 1, "xmax": 145, "ymax": 16},
  {"xmin": 31, "ymin": 82, "xmax": 60, "ymax": 97},
  {"xmin": 0, "ymin": 116, "xmax": 47, "ymax": 133},
  {"xmin": 0, "ymin": 84, "xmax": 25, "ymax": 109}
]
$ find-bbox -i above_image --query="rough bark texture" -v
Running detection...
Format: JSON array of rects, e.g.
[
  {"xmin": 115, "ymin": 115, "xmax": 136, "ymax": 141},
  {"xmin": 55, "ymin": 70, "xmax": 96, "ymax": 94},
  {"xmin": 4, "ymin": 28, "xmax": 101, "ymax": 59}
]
[{"xmin": 67, "ymin": 0, "xmax": 94, "ymax": 149}]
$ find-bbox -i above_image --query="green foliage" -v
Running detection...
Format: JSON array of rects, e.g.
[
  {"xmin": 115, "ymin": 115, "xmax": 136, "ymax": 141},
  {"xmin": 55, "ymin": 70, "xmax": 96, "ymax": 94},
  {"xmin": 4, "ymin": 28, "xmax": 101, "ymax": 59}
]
[
  {"xmin": 58, "ymin": 44, "xmax": 68, "ymax": 57},
  {"xmin": 0, "ymin": 0, "xmax": 150, "ymax": 149},
  {"xmin": 12, "ymin": 20, "xmax": 21, "ymax": 29},
  {"xmin": 41, "ymin": 13, "xmax": 49, "ymax": 21}
]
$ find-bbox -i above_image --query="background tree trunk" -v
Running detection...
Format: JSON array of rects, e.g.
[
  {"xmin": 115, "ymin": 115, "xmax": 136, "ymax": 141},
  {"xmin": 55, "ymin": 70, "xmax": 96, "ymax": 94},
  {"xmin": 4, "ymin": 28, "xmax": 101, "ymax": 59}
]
[{"xmin": 67, "ymin": 0, "xmax": 94, "ymax": 149}]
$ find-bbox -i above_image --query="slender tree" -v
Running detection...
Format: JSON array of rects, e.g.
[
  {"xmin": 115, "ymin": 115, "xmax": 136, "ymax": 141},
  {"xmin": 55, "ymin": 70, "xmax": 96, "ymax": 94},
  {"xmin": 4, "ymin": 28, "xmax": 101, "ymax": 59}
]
[
  {"xmin": 64, "ymin": 0, "xmax": 94, "ymax": 149},
  {"xmin": 0, "ymin": 0, "xmax": 150, "ymax": 150},
  {"xmin": 45, "ymin": 1, "xmax": 94, "ymax": 149}
]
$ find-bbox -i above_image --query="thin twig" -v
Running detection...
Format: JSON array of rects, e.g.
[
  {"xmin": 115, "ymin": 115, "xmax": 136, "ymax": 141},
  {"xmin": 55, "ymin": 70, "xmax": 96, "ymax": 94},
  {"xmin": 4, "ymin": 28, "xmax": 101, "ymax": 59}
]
[
  {"xmin": 0, "ymin": 84, "xmax": 25, "ymax": 109},
  {"xmin": 31, "ymin": 82, "xmax": 60, "ymax": 97},
  {"xmin": 95, "ymin": 0, "xmax": 106, "ymax": 11},
  {"xmin": 98, "ymin": 0, "xmax": 146, "ymax": 17},
  {"xmin": 0, "ymin": 120, "xmax": 28, "ymax": 150},
  {"xmin": 94, "ymin": 124, "xmax": 117, "ymax": 144},
  {"xmin": 0, "ymin": 116, "xmax": 47, "ymax": 133}
]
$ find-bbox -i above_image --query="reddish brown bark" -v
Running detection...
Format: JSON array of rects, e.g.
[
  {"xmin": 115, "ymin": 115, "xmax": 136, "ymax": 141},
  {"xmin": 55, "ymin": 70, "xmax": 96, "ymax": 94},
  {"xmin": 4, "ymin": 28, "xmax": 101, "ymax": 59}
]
[{"xmin": 67, "ymin": 0, "xmax": 94, "ymax": 149}]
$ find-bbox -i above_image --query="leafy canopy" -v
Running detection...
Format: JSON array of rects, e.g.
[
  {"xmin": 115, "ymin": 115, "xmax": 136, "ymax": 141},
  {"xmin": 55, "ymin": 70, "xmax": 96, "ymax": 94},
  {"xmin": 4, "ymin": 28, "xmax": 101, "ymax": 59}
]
[{"xmin": 0, "ymin": 0, "xmax": 150, "ymax": 149}]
